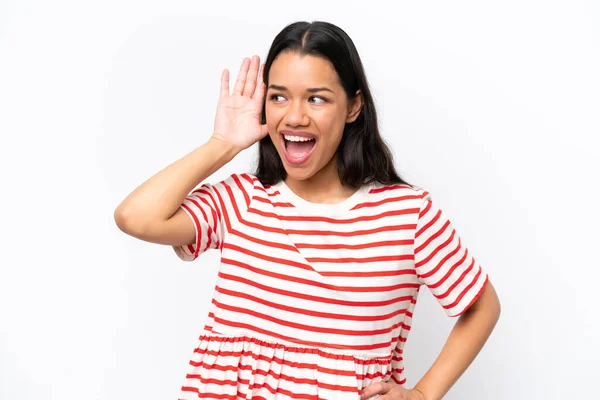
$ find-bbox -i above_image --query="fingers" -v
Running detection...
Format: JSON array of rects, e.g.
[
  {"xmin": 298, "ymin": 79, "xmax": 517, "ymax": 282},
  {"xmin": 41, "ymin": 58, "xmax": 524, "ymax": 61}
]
[
  {"xmin": 223, "ymin": 56, "xmax": 263, "ymax": 99},
  {"xmin": 242, "ymin": 55, "xmax": 260, "ymax": 97},
  {"xmin": 360, "ymin": 382, "xmax": 389, "ymax": 399},
  {"xmin": 252, "ymin": 63, "xmax": 266, "ymax": 103},
  {"xmin": 233, "ymin": 57, "xmax": 251, "ymax": 96},
  {"xmin": 220, "ymin": 69, "xmax": 230, "ymax": 98}
]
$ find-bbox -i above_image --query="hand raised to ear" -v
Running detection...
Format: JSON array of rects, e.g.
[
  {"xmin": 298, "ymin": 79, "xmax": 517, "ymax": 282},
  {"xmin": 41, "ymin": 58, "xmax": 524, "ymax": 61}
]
[{"xmin": 212, "ymin": 55, "xmax": 269, "ymax": 152}]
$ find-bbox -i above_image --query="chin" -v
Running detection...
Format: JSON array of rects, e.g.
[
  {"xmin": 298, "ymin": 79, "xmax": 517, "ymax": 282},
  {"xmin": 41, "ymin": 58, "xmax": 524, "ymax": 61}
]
[{"xmin": 282, "ymin": 164, "xmax": 316, "ymax": 182}]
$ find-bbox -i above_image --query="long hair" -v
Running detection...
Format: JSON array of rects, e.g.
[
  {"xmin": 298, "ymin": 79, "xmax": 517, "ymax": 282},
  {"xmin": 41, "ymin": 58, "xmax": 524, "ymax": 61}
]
[{"xmin": 255, "ymin": 21, "xmax": 412, "ymax": 188}]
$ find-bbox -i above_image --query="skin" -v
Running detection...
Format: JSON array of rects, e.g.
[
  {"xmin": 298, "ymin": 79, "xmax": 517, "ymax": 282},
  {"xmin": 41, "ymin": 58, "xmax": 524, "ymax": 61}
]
[
  {"xmin": 265, "ymin": 51, "xmax": 363, "ymax": 203},
  {"xmin": 114, "ymin": 53, "xmax": 501, "ymax": 400}
]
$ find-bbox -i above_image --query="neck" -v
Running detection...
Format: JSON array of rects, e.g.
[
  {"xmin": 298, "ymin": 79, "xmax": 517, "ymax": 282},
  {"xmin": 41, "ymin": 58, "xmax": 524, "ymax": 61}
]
[{"xmin": 284, "ymin": 157, "xmax": 358, "ymax": 204}]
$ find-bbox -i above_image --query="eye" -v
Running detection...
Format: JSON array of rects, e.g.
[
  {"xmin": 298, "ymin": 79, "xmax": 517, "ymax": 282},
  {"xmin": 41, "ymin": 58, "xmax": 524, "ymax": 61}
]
[
  {"xmin": 309, "ymin": 96, "xmax": 326, "ymax": 104},
  {"xmin": 268, "ymin": 94, "xmax": 327, "ymax": 104},
  {"xmin": 269, "ymin": 94, "xmax": 286, "ymax": 102}
]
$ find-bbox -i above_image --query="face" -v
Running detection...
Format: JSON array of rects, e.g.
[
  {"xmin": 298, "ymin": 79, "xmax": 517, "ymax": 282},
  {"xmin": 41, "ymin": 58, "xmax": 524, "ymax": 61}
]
[{"xmin": 265, "ymin": 52, "xmax": 362, "ymax": 182}]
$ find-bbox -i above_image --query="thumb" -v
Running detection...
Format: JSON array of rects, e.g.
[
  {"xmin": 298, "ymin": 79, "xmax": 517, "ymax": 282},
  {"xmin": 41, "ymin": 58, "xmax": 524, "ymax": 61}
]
[{"xmin": 261, "ymin": 123, "xmax": 269, "ymax": 137}]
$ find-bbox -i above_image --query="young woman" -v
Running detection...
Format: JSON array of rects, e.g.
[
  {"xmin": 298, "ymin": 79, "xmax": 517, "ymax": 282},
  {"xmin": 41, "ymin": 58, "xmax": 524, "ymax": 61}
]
[{"xmin": 115, "ymin": 21, "xmax": 501, "ymax": 400}]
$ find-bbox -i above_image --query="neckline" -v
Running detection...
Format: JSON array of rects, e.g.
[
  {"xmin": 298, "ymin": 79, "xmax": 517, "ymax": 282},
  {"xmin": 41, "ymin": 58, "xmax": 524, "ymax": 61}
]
[{"xmin": 272, "ymin": 180, "xmax": 371, "ymax": 216}]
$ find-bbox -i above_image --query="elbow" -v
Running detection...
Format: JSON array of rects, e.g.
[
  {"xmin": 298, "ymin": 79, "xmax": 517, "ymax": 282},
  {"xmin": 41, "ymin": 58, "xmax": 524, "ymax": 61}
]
[
  {"xmin": 114, "ymin": 205, "xmax": 130, "ymax": 233},
  {"xmin": 114, "ymin": 205, "xmax": 146, "ymax": 236}
]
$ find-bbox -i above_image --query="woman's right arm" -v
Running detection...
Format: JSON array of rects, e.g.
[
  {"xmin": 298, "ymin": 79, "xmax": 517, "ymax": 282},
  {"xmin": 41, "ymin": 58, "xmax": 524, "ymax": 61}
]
[
  {"xmin": 114, "ymin": 55, "xmax": 267, "ymax": 247},
  {"xmin": 113, "ymin": 138, "xmax": 238, "ymax": 246}
]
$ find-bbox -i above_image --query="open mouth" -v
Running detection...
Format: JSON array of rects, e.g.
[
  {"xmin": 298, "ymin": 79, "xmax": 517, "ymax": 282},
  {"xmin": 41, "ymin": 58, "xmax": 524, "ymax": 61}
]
[
  {"xmin": 281, "ymin": 132, "xmax": 317, "ymax": 165},
  {"xmin": 283, "ymin": 135, "xmax": 317, "ymax": 158}
]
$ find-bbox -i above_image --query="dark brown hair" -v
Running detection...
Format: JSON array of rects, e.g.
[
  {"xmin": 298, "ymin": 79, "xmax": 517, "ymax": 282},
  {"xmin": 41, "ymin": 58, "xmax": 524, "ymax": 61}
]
[{"xmin": 255, "ymin": 21, "xmax": 412, "ymax": 188}]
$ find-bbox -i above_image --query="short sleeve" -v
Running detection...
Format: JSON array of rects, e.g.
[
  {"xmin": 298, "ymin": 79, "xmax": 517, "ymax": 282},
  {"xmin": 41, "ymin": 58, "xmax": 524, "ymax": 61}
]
[
  {"xmin": 172, "ymin": 179, "xmax": 224, "ymax": 262},
  {"xmin": 413, "ymin": 190, "xmax": 489, "ymax": 317}
]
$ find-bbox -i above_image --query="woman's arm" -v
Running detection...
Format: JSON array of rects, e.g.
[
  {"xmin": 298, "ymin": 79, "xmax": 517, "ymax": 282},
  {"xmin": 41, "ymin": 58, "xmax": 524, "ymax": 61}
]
[
  {"xmin": 113, "ymin": 137, "xmax": 238, "ymax": 244},
  {"xmin": 361, "ymin": 282, "xmax": 500, "ymax": 400},
  {"xmin": 412, "ymin": 281, "xmax": 501, "ymax": 400},
  {"xmin": 114, "ymin": 55, "xmax": 267, "ymax": 246}
]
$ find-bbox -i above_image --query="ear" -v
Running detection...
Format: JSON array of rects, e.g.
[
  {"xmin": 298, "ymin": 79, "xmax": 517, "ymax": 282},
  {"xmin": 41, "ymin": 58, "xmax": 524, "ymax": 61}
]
[{"xmin": 346, "ymin": 90, "xmax": 363, "ymax": 123}]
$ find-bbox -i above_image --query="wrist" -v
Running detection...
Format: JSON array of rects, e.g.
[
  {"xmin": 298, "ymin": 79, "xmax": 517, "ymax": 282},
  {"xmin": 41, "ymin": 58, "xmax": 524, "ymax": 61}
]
[
  {"xmin": 411, "ymin": 387, "xmax": 428, "ymax": 400},
  {"xmin": 208, "ymin": 135, "xmax": 240, "ymax": 161}
]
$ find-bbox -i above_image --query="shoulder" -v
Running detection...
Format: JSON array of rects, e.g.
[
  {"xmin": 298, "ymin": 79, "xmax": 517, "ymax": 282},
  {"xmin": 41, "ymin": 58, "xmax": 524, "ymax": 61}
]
[
  {"xmin": 344, "ymin": 181, "xmax": 430, "ymax": 219},
  {"xmin": 192, "ymin": 173, "xmax": 258, "ymax": 210},
  {"xmin": 222, "ymin": 172, "xmax": 258, "ymax": 188},
  {"xmin": 364, "ymin": 181, "xmax": 430, "ymax": 204},
  {"xmin": 206, "ymin": 172, "xmax": 259, "ymax": 192}
]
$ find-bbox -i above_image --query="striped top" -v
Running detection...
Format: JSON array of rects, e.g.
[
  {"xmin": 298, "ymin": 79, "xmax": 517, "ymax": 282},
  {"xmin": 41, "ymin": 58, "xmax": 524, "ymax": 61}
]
[{"xmin": 173, "ymin": 173, "xmax": 488, "ymax": 400}]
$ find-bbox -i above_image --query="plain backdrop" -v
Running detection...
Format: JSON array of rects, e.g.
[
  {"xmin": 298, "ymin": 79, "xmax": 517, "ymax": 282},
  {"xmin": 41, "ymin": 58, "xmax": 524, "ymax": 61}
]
[{"xmin": 1, "ymin": 1, "xmax": 599, "ymax": 399}]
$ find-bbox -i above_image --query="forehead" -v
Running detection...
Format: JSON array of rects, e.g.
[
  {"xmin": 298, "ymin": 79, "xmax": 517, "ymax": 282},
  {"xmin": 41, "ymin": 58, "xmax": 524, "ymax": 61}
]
[{"xmin": 268, "ymin": 52, "xmax": 341, "ymax": 90}]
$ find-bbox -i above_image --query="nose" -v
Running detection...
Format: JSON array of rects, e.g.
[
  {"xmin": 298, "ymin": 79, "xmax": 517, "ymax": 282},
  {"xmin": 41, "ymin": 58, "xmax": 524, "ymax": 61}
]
[{"xmin": 283, "ymin": 100, "xmax": 309, "ymax": 127}]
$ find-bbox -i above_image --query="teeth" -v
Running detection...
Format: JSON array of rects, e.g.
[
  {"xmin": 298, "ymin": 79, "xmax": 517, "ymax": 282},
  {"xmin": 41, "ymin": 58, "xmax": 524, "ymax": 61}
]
[{"xmin": 283, "ymin": 135, "xmax": 314, "ymax": 142}]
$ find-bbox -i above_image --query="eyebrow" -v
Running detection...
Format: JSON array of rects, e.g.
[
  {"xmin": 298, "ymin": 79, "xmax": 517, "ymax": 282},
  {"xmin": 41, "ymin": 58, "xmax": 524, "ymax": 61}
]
[{"xmin": 268, "ymin": 84, "xmax": 334, "ymax": 94}]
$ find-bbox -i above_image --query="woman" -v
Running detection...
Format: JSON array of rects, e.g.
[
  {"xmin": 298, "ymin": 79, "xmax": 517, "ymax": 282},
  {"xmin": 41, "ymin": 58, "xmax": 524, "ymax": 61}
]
[{"xmin": 115, "ymin": 20, "xmax": 501, "ymax": 400}]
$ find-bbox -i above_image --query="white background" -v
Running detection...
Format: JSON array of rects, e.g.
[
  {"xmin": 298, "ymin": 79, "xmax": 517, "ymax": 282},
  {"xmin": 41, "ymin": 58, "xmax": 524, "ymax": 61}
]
[{"xmin": 1, "ymin": 1, "xmax": 599, "ymax": 399}]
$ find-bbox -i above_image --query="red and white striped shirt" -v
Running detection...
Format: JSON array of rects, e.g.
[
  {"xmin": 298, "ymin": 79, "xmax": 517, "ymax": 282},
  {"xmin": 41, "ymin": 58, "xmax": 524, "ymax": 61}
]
[{"xmin": 173, "ymin": 173, "xmax": 488, "ymax": 400}]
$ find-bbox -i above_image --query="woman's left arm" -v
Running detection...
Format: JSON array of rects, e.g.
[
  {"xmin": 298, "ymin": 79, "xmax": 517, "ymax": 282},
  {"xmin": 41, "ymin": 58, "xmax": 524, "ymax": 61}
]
[
  {"xmin": 361, "ymin": 281, "xmax": 501, "ymax": 400},
  {"xmin": 411, "ymin": 281, "xmax": 501, "ymax": 400}
]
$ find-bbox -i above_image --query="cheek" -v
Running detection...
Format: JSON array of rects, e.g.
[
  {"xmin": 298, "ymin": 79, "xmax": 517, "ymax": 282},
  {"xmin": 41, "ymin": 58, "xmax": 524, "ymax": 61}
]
[
  {"xmin": 267, "ymin": 127, "xmax": 280, "ymax": 149},
  {"xmin": 315, "ymin": 111, "xmax": 345, "ymax": 143},
  {"xmin": 318, "ymin": 105, "xmax": 346, "ymax": 125},
  {"xmin": 265, "ymin": 106, "xmax": 282, "ymax": 128}
]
